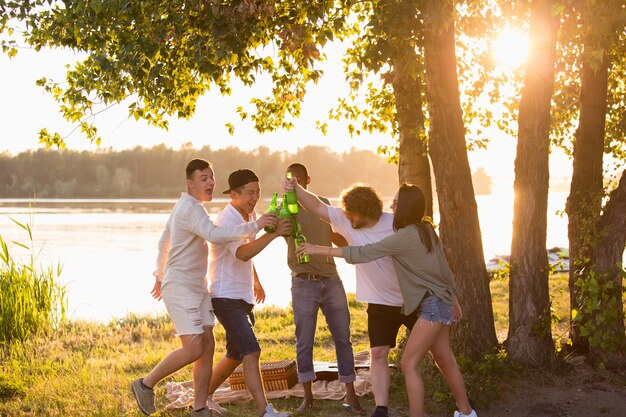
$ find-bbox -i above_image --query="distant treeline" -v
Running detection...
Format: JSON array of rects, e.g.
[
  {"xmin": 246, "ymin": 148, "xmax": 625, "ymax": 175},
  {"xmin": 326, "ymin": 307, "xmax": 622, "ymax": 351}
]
[{"xmin": 0, "ymin": 145, "xmax": 400, "ymax": 198}]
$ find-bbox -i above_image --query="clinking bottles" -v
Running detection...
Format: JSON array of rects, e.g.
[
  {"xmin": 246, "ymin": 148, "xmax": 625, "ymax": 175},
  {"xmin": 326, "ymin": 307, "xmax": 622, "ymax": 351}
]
[
  {"xmin": 295, "ymin": 223, "xmax": 310, "ymax": 264},
  {"xmin": 285, "ymin": 172, "xmax": 299, "ymax": 215},
  {"xmin": 279, "ymin": 195, "xmax": 292, "ymax": 237},
  {"xmin": 264, "ymin": 192, "xmax": 278, "ymax": 233}
]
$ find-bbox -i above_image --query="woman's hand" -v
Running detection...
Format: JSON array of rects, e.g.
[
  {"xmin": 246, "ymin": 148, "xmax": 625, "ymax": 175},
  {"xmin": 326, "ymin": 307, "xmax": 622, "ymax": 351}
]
[
  {"xmin": 296, "ymin": 242, "xmax": 324, "ymax": 257},
  {"xmin": 453, "ymin": 298, "xmax": 463, "ymax": 322}
]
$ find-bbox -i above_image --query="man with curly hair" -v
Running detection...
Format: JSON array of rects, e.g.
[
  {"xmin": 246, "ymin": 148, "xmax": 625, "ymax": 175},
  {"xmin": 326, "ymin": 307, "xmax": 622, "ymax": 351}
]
[{"xmin": 283, "ymin": 180, "xmax": 411, "ymax": 417}]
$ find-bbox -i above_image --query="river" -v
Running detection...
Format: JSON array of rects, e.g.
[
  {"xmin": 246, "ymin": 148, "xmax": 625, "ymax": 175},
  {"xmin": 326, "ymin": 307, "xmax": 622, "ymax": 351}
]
[{"xmin": 0, "ymin": 190, "xmax": 570, "ymax": 322}]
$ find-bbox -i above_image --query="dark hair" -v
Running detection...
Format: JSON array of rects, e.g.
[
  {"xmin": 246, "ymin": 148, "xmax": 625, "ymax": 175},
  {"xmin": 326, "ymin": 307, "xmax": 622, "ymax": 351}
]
[
  {"xmin": 393, "ymin": 183, "xmax": 435, "ymax": 252},
  {"xmin": 185, "ymin": 158, "xmax": 211, "ymax": 180},
  {"xmin": 287, "ymin": 162, "xmax": 308, "ymax": 179},
  {"xmin": 340, "ymin": 185, "xmax": 383, "ymax": 221}
]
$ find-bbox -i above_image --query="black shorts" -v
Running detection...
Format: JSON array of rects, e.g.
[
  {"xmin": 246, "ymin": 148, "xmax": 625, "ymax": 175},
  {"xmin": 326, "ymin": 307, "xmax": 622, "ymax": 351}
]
[{"xmin": 367, "ymin": 303, "xmax": 418, "ymax": 348}]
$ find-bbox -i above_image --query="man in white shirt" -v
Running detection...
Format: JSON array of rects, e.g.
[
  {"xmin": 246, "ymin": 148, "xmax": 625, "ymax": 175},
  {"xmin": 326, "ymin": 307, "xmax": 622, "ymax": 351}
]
[
  {"xmin": 208, "ymin": 169, "xmax": 292, "ymax": 417},
  {"xmin": 284, "ymin": 179, "xmax": 414, "ymax": 417},
  {"xmin": 131, "ymin": 159, "xmax": 276, "ymax": 417}
]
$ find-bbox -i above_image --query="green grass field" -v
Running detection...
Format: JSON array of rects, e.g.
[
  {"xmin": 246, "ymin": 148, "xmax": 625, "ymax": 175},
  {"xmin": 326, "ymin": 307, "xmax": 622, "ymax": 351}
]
[{"xmin": 0, "ymin": 273, "xmax": 600, "ymax": 417}]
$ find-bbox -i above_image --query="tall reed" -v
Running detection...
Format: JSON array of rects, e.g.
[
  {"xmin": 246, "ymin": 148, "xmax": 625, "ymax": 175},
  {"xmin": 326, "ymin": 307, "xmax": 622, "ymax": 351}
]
[{"xmin": 0, "ymin": 217, "xmax": 67, "ymax": 344}]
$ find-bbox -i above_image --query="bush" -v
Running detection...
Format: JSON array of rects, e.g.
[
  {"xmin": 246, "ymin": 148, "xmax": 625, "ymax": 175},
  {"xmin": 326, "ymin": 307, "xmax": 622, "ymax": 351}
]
[{"xmin": 0, "ymin": 219, "xmax": 67, "ymax": 344}]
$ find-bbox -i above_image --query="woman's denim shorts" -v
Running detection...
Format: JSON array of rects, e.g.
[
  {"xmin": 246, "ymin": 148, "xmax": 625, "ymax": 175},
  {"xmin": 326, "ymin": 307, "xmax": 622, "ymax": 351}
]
[{"xmin": 418, "ymin": 293, "xmax": 454, "ymax": 325}]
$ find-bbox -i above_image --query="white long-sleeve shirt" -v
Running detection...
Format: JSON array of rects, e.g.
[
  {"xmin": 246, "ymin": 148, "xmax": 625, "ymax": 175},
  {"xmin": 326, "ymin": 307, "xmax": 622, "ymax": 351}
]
[{"xmin": 154, "ymin": 193, "xmax": 259, "ymax": 292}]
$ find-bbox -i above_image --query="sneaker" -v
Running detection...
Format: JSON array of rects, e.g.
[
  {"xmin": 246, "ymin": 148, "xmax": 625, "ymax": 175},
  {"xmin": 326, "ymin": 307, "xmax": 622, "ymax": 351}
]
[
  {"xmin": 454, "ymin": 410, "xmax": 478, "ymax": 417},
  {"xmin": 207, "ymin": 396, "xmax": 228, "ymax": 415},
  {"xmin": 370, "ymin": 406, "xmax": 389, "ymax": 417},
  {"xmin": 263, "ymin": 403, "xmax": 291, "ymax": 417},
  {"xmin": 191, "ymin": 407, "xmax": 213, "ymax": 417},
  {"xmin": 130, "ymin": 378, "xmax": 156, "ymax": 415}
]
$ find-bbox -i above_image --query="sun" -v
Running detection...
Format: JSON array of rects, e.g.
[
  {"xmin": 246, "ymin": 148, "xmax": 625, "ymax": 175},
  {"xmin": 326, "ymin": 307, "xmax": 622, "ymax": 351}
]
[{"xmin": 492, "ymin": 28, "xmax": 529, "ymax": 69}]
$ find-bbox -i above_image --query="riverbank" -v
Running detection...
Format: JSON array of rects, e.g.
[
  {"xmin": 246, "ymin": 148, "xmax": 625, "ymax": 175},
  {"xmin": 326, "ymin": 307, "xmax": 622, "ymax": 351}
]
[{"xmin": 1, "ymin": 279, "xmax": 625, "ymax": 417}]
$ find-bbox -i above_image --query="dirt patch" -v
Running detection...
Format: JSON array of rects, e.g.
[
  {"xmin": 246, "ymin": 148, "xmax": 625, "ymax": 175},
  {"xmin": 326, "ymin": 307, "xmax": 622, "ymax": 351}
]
[{"xmin": 476, "ymin": 356, "xmax": 626, "ymax": 417}]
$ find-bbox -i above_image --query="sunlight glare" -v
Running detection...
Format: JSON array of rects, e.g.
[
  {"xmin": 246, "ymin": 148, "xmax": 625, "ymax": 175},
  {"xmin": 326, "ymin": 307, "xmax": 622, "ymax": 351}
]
[{"xmin": 492, "ymin": 28, "xmax": 529, "ymax": 69}]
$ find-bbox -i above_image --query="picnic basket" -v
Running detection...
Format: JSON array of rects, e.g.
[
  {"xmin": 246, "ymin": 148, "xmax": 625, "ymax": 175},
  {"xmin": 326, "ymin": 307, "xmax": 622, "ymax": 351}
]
[{"xmin": 228, "ymin": 360, "xmax": 297, "ymax": 392}]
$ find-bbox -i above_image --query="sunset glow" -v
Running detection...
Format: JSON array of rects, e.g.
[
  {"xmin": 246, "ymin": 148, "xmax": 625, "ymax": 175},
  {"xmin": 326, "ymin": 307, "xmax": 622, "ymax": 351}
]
[{"xmin": 492, "ymin": 28, "xmax": 529, "ymax": 69}]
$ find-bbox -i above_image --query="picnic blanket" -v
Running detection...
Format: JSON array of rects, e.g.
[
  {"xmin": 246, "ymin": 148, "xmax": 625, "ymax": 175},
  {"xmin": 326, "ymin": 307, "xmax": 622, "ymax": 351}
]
[{"xmin": 164, "ymin": 350, "xmax": 373, "ymax": 410}]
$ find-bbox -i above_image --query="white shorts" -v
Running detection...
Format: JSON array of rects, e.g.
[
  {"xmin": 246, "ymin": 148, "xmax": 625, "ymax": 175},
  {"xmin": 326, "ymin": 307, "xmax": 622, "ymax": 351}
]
[{"xmin": 161, "ymin": 282, "xmax": 215, "ymax": 336}]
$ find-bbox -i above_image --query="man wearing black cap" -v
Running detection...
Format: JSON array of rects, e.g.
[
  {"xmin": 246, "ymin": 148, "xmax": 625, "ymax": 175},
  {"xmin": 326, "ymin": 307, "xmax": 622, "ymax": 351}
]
[{"xmin": 207, "ymin": 169, "xmax": 292, "ymax": 417}]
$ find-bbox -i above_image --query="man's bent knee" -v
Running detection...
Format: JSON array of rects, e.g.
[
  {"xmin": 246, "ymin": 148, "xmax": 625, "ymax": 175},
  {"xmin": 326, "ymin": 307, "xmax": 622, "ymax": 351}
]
[{"xmin": 370, "ymin": 346, "xmax": 390, "ymax": 362}]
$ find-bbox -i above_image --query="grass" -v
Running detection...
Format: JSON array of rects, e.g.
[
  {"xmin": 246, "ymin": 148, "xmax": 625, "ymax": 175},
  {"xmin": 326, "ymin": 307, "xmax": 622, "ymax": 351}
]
[
  {"xmin": 0, "ymin": 221, "xmax": 67, "ymax": 344},
  {"xmin": 0, "ymin": 273, "xmax": 616, "ymax": 417}
]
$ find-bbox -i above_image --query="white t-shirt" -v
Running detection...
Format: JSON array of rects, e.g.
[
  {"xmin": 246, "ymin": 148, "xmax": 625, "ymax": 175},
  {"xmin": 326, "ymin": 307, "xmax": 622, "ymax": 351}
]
[
  {"xmin": 154, "ymin": 193, "xmax": 258, "ymax": 293},
  {"xmin": 209, "ymin": 203, "xmax": 258, "ymax": 305},
  {"xmin": 328, "ymin": 206, "xmax": 403, "ymax": 307}
]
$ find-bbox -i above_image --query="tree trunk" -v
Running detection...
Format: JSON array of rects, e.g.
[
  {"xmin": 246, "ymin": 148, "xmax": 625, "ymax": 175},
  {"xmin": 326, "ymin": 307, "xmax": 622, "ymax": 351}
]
[
  {"xmin": 588, "ymin": 170, "xmax": 626, "ymax": 368},
  {"xmin": 565, "ymin": 32, "xmax": 609, "ymax": 353},
  {"xmin": 507, "ymin": 0, "xmax": 559, "ymax": 366},
  {"xmin": 421, "ymin": 0, "xmax": 497, "ymax": 358},
  {"xmin": 391, "ymin": 48, "xmax": 433, "ymax": 218}
]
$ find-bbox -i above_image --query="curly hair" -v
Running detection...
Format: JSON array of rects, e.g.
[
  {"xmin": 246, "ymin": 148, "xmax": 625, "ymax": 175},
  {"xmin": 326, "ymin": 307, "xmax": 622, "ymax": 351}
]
[{"xmin": 340, "ymin": 184, "xmax": 383, "ymax": 221}]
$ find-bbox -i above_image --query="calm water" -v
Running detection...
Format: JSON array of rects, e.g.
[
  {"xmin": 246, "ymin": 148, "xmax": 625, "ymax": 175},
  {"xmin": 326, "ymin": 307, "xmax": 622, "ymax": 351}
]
[{"xmin": 0, "ymin": 191, "xmax": 570, "ymax": 322}]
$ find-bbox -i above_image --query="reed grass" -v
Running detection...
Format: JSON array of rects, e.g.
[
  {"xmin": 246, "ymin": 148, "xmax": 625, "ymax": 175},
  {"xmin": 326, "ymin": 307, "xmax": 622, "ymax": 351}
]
[{"xmin": 0, "ymin": 218, "xmax": 67, "ymax": 344}]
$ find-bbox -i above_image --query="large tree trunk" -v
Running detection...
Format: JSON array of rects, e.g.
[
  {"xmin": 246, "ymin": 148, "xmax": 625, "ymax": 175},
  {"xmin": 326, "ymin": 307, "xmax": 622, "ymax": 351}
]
[
  {"xmin": 507, "ymin": 0, "xmax": 559, "ymax": 365},
  {"xmin": 391, "ymin": 48, "xmax": 433, "ymax": 218},
  {"xmin": 588, "ymin": 170, "xmax": 626, "ymax": 368},
  {"xmin": 421, "ymin": 0, "xmax": 497, "ymax": 358},
  {"xmin": 565, "ymin": 28, "xmax": 609, "ymax": 353}
]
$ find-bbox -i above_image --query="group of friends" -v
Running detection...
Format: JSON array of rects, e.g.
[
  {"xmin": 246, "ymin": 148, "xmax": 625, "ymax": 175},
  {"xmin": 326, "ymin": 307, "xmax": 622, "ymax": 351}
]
[{"xmin": 130, "ymin": 158, "xmax": 478, "ymax": 417}]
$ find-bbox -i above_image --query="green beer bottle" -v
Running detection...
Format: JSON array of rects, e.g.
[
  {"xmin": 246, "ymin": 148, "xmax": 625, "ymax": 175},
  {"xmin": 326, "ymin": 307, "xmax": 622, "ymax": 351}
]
[
  {"xmin": 279, "ymin": 195, "xmax": 292, "ymax": 237},
  {"xmin": 285, "ymin": 172, "xmax": 299, "ymax": 215},
  {"xmin": 264, "ymin": 192, "xmax": 278, "ymax": 233},
  {"xmin": 295, "ymin": 223, "xmax": 310, "ymax": 264}
]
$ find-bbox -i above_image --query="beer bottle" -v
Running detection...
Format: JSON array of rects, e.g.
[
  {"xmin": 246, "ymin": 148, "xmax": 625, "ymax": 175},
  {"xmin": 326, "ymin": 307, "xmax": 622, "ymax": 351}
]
[
  {"xmin": 285, "ymin": 172, "xmax": 299, "ymax": 215},
  {"xmin": 264, "ymin": 192, "xmax": 278, "ymax": 233},
  {"xmin": 279, "ymin": 195, "xmax": 292, "ymax": 237},
  {"xmin": 295, "ymin": 223, "xmax": 310, "ymax": 264}
]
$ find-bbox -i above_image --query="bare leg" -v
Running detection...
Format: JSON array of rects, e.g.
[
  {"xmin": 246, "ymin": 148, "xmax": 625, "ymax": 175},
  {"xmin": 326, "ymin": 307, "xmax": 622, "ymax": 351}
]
[
  {"xmin": 297, "ymin": 381, "xmax": 314, "ymax": 411},
  {"xmin": 192, "ymin": 326, "xmax": 215, "ymax": 410},
  {"xmin": 430, "ymin": 326, "xmax": 472, "ymax": 415},
  {"xmin": 369, "ymin": 345, "xmax": 391, "ymax": 407},
  {"xmin": 143, "ymin": 333, "xmax": 204, "ymax": 389},
  {"xmin": 241, "ymin": 350, "xmax": 268, "ymax": 416},
  {"xmin": 400, "ymin": 319, "xmax": 444, "ymax": 417},
  {"xmin": 208, "ymin": 356, "xmax": 242, "ymax": 395},
  {"xmin": 345, "ymin": 381, "xmax": 363, "ymax": 411}
]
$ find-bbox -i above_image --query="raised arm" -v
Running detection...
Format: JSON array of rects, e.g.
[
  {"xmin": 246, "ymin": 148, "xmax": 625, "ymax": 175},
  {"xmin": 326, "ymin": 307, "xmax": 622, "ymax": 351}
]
[
  {"xmin": 188, "ymin": 204, "xmax": 276, "ymax": 244},
  {"xmin": 283, "ymin": 177, "xmax": 331, "ymax": 222},
  {"xmin": 235, "ymin": 218, "xmax": 292, "ymax": 262}
]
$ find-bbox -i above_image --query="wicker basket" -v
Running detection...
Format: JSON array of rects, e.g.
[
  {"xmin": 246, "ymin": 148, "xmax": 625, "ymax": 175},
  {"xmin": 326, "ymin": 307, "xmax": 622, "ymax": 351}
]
[{"xmin": 228, "ymin": 360, "xmax": 297, "ymax": 392}]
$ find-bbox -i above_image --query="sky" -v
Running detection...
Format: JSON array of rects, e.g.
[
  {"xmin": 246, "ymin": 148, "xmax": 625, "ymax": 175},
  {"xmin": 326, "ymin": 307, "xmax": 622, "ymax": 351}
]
[
  {"xmin": 0, "ymin": 37, "xmax": 574, "ymax": 182},
  {"xmin": 0, "ymin": 44, "xmax": 394, "ymax": 153}
]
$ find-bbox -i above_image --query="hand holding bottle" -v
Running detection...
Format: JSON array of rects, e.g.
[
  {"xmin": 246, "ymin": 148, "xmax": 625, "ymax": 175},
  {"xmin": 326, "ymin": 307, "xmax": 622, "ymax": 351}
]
[
  {"xmin": 296, "ymin": 242, "xmax": 322, "ymax": 257},
  {"xmin": 256, "ymin": 212, "xmax": 277, "ymax": 230},
  {"xmin": 275, "ymin": 218, "xmax": 293, "ymax": 237},
  {"xmin": 283, "ymin": 175, "xmax": 297, "ymax": 194}
]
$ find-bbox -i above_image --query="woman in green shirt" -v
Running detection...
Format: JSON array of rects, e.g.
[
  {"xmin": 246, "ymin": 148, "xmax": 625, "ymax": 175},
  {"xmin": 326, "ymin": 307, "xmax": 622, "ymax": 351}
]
[{"xmin": 296, "ymin": 183, "xmax": 477, "ymax": 417}]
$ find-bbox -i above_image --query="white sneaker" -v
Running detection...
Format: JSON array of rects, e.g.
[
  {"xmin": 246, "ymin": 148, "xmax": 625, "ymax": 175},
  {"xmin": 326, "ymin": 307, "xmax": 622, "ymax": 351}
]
[
  {"xmin": 207, "ymin": 396, "xmax": 228, "ymax": 415},
  {"xmin": 263, "ymin": 403, "xmax": 291, "ymax": 417},
  {"xmin": 454, "ymin": 410, "xmax": 477, "ymax": 417}
]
